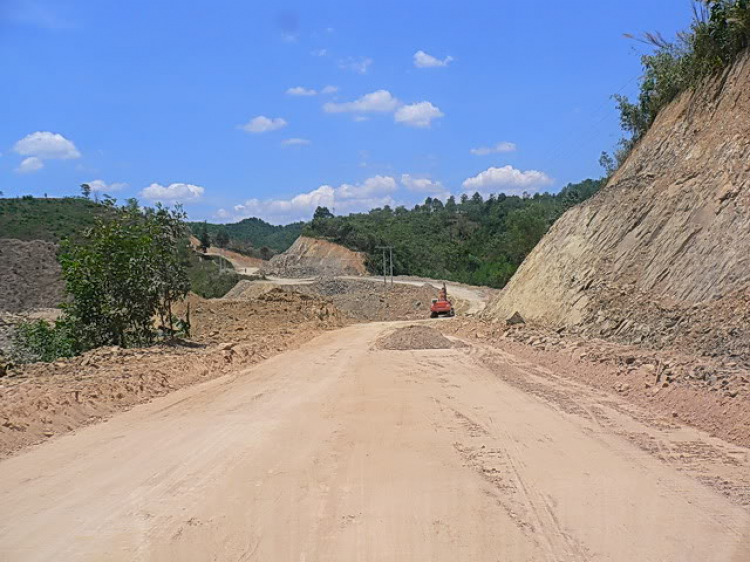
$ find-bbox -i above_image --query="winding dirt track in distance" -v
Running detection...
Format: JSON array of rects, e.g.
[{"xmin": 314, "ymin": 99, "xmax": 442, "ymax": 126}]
[{"xmin": 0, "ymin": 321, "xmax": 748, "ymax": 561}]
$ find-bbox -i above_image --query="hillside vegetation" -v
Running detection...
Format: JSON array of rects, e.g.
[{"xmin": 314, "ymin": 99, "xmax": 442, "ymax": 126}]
[
  {"xmin": 0, "ymin": 197, "xmax": 110, "ymax": 242},
  {"xmin": 189, "ymin": 217, "xmax": 303, "ymax": 255},
  {"xmin": 303, "ymin": 179, "xmax": 603, "ymax": 288}
]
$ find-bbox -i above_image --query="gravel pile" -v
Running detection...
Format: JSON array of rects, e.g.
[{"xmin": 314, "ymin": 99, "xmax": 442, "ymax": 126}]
[{"xmin": 377, "ymin": 325, "xmax": 459, "ymax": 351}]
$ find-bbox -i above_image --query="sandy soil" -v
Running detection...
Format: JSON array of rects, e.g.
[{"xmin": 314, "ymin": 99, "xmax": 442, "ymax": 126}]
[{"xmin": 0, "ymin": 321, "xmax": 748, "ymax": 561}]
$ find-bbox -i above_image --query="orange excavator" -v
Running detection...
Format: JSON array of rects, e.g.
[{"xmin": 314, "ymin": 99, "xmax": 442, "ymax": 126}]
[{"xmin": 430, "ymin": 283, "xmax": 455, "ymax": 318}]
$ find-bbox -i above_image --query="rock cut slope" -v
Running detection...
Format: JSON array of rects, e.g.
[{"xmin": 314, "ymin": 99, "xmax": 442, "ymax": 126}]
[
  {"xmin": 262, "ymin": 236, "xmax": 367, "ymax": 277},
  {"xmin": 486, "ymin": 51, "xmax": 750, "ymax": 356}
]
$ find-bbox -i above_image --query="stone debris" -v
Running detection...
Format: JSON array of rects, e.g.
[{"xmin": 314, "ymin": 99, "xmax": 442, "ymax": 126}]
[{"xmin": 377, "ymin": 325, "xmax": 461, "ymax": 351}]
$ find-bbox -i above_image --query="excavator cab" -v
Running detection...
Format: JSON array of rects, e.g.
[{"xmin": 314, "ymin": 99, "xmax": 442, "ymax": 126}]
[{"xmin": 430, "ymin": 283, "xmax": 455, "ymax": 318}]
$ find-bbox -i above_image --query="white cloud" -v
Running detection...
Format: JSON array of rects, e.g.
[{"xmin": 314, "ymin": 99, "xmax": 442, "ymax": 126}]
[
  {"xmin": 336, "ymin": 175, "xmax": 397, "ymax": 200},
  {"xmin": 338, "ymin": 56, "xmax": 373, "ymax": 74},
  {"xmin": 281, "ymin": 138, "xmax": 312, "ymax": 147},
  {"xmin": 140, "ymin": 183, "xmax": 205, "ymax": 204},
  {"xmin": 311, "ymin": 48, "xmax": 328, "ymax": 57},
  {"xmin": 321, "ymin": 85, "xmax": 338, "ymax": 94},
  {"xmin": 239, "ymin": 116, "xmax": 288, "ymax": 133},
  {"xmin": 234, "ymin": 186, "xmax": 335, "ymax": 224},
  {"xmin": 286, "ymin": 86, "xmax": 317, "ymax": 96},
  {"xmin": 323, "ymin": 90, "xmax": 399, "ymax": 114},
  {"xmin": 215, "ymin": 208, "xmax": 231, "ymax": 219},
  {"xmin": 462, "ymin": 165, "xmax": 553, "ymax": 195},
  {"xmin": 16, "ymin": 157, "xmax": 43, "ymax": 174},
  {"xmin": 413, "ymin": 50, "xmax": 454, "ymax": 68},
  {"xmin": 86, "ymin": 179, "xmax": 128, "ymax": 192},
  {"xmin": 394, "ymin": 101, "xmax": 444, "ymax": 128},
  {"xmin": 231, "ymin": 175, "xmax": 398, "ymax": 223},
  {"xmin": 400, "ymin": 174, "xmax": 449, "ymax": 198},
  {"xmin": 14, "ymin": 131, "xmax": 80, "ymax": 160},
  {"xmin": 470, "ymin": 142, "xmax": 517, "ymax": 156}
]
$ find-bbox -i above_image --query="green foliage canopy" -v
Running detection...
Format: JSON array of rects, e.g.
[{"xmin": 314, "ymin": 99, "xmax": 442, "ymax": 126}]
[
  {"xmin": 304, "ymin": 179, "xmax": 603, "ymax": 288},
  {"xmin": 58, "ymin": 202, "xmax": 191, "ymax": 349}
]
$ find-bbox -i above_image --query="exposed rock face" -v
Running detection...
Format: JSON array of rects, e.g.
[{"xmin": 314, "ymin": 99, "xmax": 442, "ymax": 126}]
[
  {"xmin": 262, "ymin": 236, "xmax": 367, "ymax": 278},
  {"xmin": 485, "ymin": 52, "xmax": 750, "ymax": 357},
  {"xmin": 0, "ymin": 239, "xmax": 65, "ymax": 313}
]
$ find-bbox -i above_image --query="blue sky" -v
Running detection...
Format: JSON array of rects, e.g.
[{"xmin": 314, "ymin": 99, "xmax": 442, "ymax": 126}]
[{"xmin": 1, "ymin": 0, "xmax": 694, "ymax": 224}]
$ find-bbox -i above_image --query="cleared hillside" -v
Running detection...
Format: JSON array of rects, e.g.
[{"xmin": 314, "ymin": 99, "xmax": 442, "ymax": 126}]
[{"xmin": 485, "ymin": 51, "xmax": 750, "ymax": 359}]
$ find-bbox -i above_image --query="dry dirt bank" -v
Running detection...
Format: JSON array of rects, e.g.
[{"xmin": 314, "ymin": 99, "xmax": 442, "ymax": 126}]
[
  {"xmin": 0, "ymin": 238, "xmax": 65, "ymax": 313},
  {"xmin": 0, "ymin": 321, "xmax": 747, "ymax": 560},
  {"xmin": 437, "ymin": 318, "xmax": 750, "ymax": 449},
  {"xmin": 0, "ymin": 290, "xmax": 345, "ymax": 458}
]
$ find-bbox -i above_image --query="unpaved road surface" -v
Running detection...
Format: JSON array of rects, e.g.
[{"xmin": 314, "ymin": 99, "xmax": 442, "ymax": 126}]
[{"xmin": 1, "ymin": 322, "xmax": 748, "ymax": 561}]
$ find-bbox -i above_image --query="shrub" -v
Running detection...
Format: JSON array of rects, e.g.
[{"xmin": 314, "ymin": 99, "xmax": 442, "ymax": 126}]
[
  {"xmin": 10, "ymin": 318, "xmax": 78, "ymax": 364},
  {"xmin": 611, "ymin": 1, "xmax": 750, "ymax": 164}
]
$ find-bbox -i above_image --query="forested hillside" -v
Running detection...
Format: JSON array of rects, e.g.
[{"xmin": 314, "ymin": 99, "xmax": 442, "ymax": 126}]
[
  {"xmin": 0, "ymin": 197, "xmax": 111, "ymax": 242},
  {"xmin": 189, "ymin": 217, "xmax": 303, "ymax": 254},
  {"xmin": 303, "ymin": 179, "xmax": 603, "ymax": 288}
]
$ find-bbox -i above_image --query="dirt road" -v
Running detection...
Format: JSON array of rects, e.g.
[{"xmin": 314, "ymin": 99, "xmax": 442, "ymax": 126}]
[{"xmin": 1, "ymin": 322, "xmax": 748, "ymax": 561}]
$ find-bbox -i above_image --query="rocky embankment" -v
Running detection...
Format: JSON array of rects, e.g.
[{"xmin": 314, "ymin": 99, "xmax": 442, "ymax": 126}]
[
  {"xmin": 262, "ymin": 236, "xmax": 367, "ymax": 277},
  {"xmin": 485, "ymin": 51, "xmax": 750, "ymax": 363}
]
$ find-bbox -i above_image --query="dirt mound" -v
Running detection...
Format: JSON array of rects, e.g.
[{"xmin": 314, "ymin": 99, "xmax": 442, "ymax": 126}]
[
  {"xmin": 0, "ymin": 239, "xmax": 65, "ymax": 313},
  {"xmin": 485, "ymin": 51, "xmax": 750, "ymax": 361},
  {"xmin": 262, "ymin": 236, "xmax": 367, "ymax": 277},
  {"xmin": 377, "ymin": 325, "xmax": 459, "ymax": 350},
  {"xmin": 174, "ymin": 288, "xmax": 344, "ymax": 344},
  {"xmin": 291, "ymin": 279, "xmax": 439, "ymax": 322},
  {"xmin": 222, "ymin": 280, "xmax": 277, "ymax": 300}
]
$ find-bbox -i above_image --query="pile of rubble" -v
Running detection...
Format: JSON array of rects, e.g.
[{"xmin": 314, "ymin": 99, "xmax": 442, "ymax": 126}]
[
  {"xmin": 568, "ymin": 282, "xmax": 750, "ymax": 365},
  {"xmin": 290, "ymin": 279, "xmax": 438, "ymax": 322},
  {"xmin": 377, "ymin": 325, "xmax": 461, "ymax": 351}
]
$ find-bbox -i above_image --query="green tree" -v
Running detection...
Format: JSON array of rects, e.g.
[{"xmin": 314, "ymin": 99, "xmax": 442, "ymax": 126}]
[
  {"xmin": 314, "ymin": 206, "xmax": 334, "ymax": 220},
  {"xmin": 80, "ymin": 183, "xmax": 92, "ymax": 199},
  {"xmin": 259, "ymin": 246, "xmax": 273, "ymax": 260},
  {"xmin": 198, "ymin": 223, "xmax": 211, "ymax": 252},
  {"xmin": 58, "ymin": 203, "xmax": 190, "ymax": 349},
  {"xmin": 215, "ymin": 229, "xmax": 230, "ymax": 248}
]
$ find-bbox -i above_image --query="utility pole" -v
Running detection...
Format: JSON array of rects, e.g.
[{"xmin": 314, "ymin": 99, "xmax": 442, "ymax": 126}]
[
  {"xmin": 376, "ymin": 246, "xmax": 394, "ymax": 289},
  {"xmin": 389, "ymin": 247, "xmax": 394, "ymax": 286}
]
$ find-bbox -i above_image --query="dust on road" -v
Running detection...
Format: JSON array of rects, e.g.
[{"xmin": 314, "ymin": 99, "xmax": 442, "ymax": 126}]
[{"xmin": 0, "ymin": 321, "xmax": 748, "ymax": 561}]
